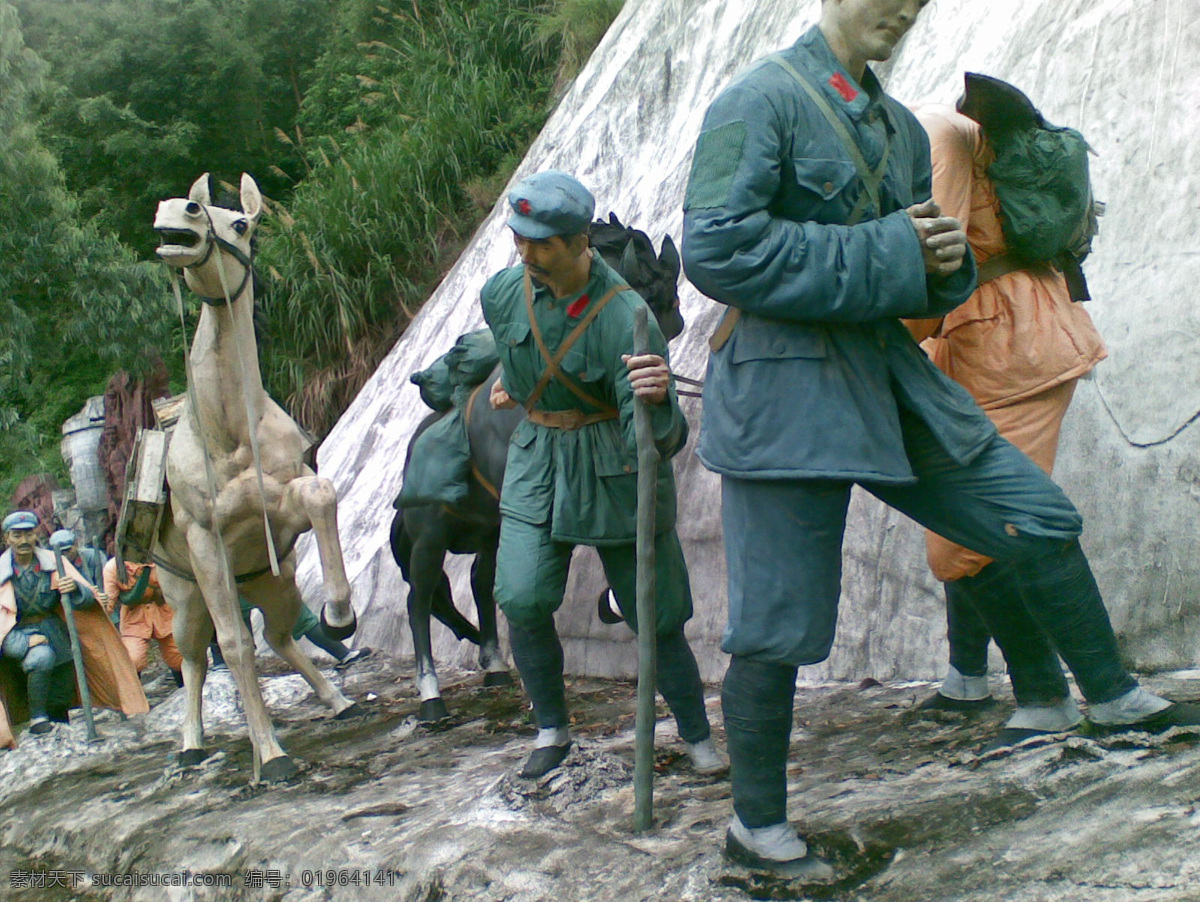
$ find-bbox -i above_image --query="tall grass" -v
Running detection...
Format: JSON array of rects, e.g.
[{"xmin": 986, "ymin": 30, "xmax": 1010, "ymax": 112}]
[
  {"xmin": 533, "ymin": 0, "xmax": 626, "ymax": 91},
  {"xmin": 256, "ymin": 0, "xmax": 557, "ymax": 436}
]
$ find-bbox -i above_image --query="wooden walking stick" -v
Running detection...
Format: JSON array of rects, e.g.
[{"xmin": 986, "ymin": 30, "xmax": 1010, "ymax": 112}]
[
  {"xmin": 632, "ymin": 305, "xmax": 659, "ymax": 832},
  {"xmin": 49, "ymin": 532, "xmax": 100, "ymax": 742}
]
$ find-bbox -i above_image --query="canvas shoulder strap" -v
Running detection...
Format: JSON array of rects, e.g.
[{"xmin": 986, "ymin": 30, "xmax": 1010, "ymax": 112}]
[
  {"xmin": 710, "ymin": 55, "xmax": 891, "ymax": 353},
  {"xmin": 522, "ymin": 270, "xmax": 629, "ymax": 413}
]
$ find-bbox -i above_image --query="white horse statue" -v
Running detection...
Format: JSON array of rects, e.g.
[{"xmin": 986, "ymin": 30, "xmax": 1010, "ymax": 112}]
[{"xmin": 153, "ymin": 173, "xmax": 362, "ymax": 781}]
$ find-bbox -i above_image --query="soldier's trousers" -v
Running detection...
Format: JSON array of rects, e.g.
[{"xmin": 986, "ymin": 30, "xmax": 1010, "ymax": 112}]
[
  {"xmin": 720, "ymin": 407, "xmax": 1136, "ymax": 827},
  {"xmin": 496, "ymin": 518, "xmax": 709, "ymax": 744}
]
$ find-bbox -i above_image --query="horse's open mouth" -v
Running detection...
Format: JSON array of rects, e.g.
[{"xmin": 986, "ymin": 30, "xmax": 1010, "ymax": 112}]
[
  {"xmin": 155, "ymin": 227, "xmax": 206, "ymax": 263},
  {"xmin": 156, "ymin": 228, "xmax": 201, "ymax": 250}
]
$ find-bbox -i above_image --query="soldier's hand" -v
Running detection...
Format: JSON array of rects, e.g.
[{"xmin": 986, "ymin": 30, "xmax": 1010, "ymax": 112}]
[
  {"xmin": 56, "ymin": 576, "xmax": 77, "ymax": 595},
  {"xmin": 623, "ymin": 354, "xmax": 670, "ymax": 405},
  {"xmin": 28, "ymin": 635, "xmax": 47, "ymax": 647},
  {"xmin": 94, "ymin": 591, "xmax": 109, "ymax": 607},
  {"xmin": 907, "ymin": 200, "xmax": 968, "ymax": 276},
  {"xmin": 489, "ymin": 379, "xmax": 517, "ymax": 410}
]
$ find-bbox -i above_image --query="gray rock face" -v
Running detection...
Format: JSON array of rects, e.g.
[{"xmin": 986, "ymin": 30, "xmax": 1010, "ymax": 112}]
[{"xmin": 297, "ymin": 0, "xmax": 1200, "ymax": 684}]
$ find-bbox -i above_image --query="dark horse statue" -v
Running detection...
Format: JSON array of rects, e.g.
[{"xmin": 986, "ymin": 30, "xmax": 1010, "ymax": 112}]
[{"xmin": 391, "ymin": 214, "xmax": 685, "ymax": 721}]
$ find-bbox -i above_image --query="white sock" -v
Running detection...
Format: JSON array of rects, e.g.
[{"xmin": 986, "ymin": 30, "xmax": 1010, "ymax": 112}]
[
  {"xmin": 1089, "ymin": 687, "xmax": 1171, "ymax": 725},
  {"xmin": 940, "ymin": 664, "xmax": 991, "ymax": 701},
  {"xmin": 730, "ymin": 816, "xmax": 808, "ymax": 861},
  {"xmin": 1006, "ymin": 697, "xmax": 1082, "ymax": 732},
  {"xmin": 535, "ymin": 726, "xmax": 570, "ymax": 749}
]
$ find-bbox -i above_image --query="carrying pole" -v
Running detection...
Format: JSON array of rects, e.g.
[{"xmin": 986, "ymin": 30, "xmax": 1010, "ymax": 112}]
[
  {"xmin": 50, "ymin": 538, "xmax": 100, "ymax": 742},
  {"xmin": 632, "ymin": 306, "xmax": 659, "ymax": 832}
]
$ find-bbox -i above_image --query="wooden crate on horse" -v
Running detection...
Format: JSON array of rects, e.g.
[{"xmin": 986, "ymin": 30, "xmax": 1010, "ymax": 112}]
[{"xmin": 114, "ymin": 426, "xmax": 170, "ymax": 566}]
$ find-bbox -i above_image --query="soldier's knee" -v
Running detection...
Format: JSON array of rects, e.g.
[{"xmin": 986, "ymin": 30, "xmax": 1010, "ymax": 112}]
[{"xmin": 22, "ymin": 644, "xmax": 56, "ymax": 673}]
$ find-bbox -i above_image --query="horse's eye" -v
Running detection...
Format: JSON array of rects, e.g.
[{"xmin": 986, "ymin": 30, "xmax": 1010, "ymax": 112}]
[
  {"xmin": 186, "ymin": 202, "xmax": 202, "ymax": 216},
  {"xmin": 233, "ymin": 220, "xmax": 248, "ymax": 235}
]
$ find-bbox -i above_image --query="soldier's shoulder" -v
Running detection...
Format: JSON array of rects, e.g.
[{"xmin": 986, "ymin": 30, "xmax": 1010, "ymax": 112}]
[{"xmin": 482, "ymin": 266, "xmax": 524, "ymax": 301}]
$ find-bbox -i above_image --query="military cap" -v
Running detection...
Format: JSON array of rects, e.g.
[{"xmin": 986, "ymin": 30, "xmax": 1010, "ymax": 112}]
[
  {"xmin": 2, "ymin": 511, "xmax": 39, "ymax": 532},
  {"xmin": 50, "ymin": 529, "xmax": 77, "ymax": 550},
  {"xmin": 507, "ymin": 170, "xmax": 595, "ymax": 240}
]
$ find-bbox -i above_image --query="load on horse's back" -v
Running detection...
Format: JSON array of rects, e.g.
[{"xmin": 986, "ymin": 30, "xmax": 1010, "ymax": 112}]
[
  {"xmin": 390, "ymin": 214, "xmax": 684, "ymax": 722},
  {"xmin": 151, "ymin": 173, "xmax": 364, "ymax": 782}
]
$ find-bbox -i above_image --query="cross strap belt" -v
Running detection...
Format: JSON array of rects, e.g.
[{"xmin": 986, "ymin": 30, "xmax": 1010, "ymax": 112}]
[
  {"xmin": 526, "ymin": 408, "xmax": 620, "ymax": 431},
  {"xmin": 522, "ymin": 271, "xmax": 628, "ymax": 416}
]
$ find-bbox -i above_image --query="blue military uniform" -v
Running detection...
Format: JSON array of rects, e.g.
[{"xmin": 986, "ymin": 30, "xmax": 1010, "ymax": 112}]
[{"xmin": 683, "ymin": 26, "xmax": 1150, "ymax": 833}]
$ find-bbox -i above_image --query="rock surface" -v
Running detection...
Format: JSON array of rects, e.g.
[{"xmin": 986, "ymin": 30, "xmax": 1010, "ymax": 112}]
[
  {"xmin": 295, "ymin": 0, "xmax": 1200, "ymax": 686},
  {"xmin": 2, "ymin": 658, "xmax": 1199, "ymax": 901}
]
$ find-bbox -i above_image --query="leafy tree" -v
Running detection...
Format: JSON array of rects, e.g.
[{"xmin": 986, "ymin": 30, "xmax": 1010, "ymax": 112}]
[
  {"xmin": 0, "ymin": 2, "xmax": 173, "ymax": 496},
  {"xmin": 14, "ymin": 0, "xmax": 334, "ymax": 256}
]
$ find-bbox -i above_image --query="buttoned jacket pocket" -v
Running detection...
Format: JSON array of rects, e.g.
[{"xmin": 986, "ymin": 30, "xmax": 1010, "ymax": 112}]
[
  {"xmin": 493, "ymin": 321, "xmax": 531, "ymax": 349},
  {"xmin": 729, "ymin": 316, "xmax": 827, "ymax": 364},
  {"xmin": 792, "ymin": 158, "xmax": 857, "ymax": 202}
]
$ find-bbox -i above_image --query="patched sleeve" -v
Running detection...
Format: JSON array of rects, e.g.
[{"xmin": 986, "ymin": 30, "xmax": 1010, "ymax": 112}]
[{"xmin": 682, "ymin": 76, "xmax": 943, "ymax": 323}]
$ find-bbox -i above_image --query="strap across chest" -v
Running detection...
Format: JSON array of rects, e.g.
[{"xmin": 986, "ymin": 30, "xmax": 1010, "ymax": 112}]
[
  {"xmin": 710, "ymin": 57, "xmax": 891, "ymax": 354},
  {"xmin": 521, "ymin": 270, "xmax": 629, "ymax": 414}
]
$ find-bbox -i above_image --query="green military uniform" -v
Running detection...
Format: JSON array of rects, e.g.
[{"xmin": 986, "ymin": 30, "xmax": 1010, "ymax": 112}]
[
  {"xmin": 482, "ymin": 253, "xmax": 692, "ymax": 634},
  {"xmin": 482, "ymin": 170, "xmax": 713, "ymax": 777}
]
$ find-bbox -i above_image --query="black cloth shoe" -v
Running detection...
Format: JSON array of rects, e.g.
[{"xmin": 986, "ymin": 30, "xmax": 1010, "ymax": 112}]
[
  {"xmin": 724, "ymin": 828, "xmax": 836, "ymax": 882},
  {"xmin": 519, "ymin": 743, "xmax": 570, "ymax": 778},
  {"xmin": 1086, "ymin": 701, "xmax": 1200, "ymax": 736},
  {"xmin": 29, "ymin": 718, "xmax": 54, "ymax": 735},
  {"xmin": 918, "ymin": 692, "xmax": 996, "ymax": 713},
  {"xmin": 334, "ymin": 647, "xmax": 373, "ymax": 671}
]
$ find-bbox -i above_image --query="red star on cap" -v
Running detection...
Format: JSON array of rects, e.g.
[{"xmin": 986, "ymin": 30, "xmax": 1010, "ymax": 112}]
[{"xmin": 517, "ymin": 198, "xmax": 532, "ymax": 215}]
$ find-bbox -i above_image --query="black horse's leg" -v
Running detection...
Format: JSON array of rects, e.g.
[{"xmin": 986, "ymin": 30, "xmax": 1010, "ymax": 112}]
[
  {"xmin": 472, "ymin": 537, "xmax": 511, "ymax": 687},
  {"xmin": 407, "ymin": 526, "xmax": 452, "ymax": 723}
]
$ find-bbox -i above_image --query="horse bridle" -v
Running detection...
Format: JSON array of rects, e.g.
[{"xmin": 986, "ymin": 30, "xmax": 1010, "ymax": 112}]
[{"xmin": 184, "ymin": 203, "xmax": 255, "ymax": 304}]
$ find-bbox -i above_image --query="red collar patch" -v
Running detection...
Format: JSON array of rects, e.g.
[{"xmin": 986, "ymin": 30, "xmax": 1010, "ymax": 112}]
[
  {"xmin": 567, "ymin": 294, "xmax": 590, "ymax": 318},
  {"xmin": 829, "ymin": 72, "xmax": 858, "ymax": 103}
]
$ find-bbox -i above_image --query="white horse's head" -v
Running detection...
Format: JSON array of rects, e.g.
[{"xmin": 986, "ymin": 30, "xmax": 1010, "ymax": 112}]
[{"xmin": 154, "ymin": 172, "xmax": 262, "ymax": 302}]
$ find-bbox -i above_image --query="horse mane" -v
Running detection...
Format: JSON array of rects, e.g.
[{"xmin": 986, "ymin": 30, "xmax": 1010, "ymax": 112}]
[{"xmin": 588, "ymin": 213, "xmax": 680, "ymax": 321}]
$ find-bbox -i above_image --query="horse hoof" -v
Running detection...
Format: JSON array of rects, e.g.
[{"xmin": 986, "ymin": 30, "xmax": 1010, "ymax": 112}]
[
  {"xmin": 334, "ymin": 702, "xmax": 366, "ymax": 720},
  {"xmin": 483, "ymin": 671, "xmax": 514, "ymax": 688},
  {"xmin": 320, "ymin": 605, "xmax": 357, "ymax": 641},
  {"xmin": 178, "ymin": 748, "xmax": 210, "ymax": 768},
  {"xmin": 260, "ymin": 755, "xmax": 299, "ymax": 782},
  {"xmin": 418, "ymin": 698, "xmax": 451, "ymax": 723}
]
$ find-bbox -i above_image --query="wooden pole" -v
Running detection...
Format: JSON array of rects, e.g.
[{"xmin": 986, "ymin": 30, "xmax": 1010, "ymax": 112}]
[
  {"xmin": 51, "ymin": 544, "xmax": 100, "ymax": 742},
  {"xmin": 632, "ymin": 306, "xmax": 659, "ymax": 832}
]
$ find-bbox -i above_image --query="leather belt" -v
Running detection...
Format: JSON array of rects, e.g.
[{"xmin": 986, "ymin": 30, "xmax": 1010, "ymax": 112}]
[
  {"xmin": 977, "ymin": 253, "xmax": 1055, "ymax": 285},
  {"xmin": 526, "ymin": 408, "xmax": 619, "ymax": 431}
]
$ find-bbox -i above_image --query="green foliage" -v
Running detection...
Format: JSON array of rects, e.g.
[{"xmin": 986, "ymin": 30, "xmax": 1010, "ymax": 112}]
[
  {"xmin": 533, "ymin": 0, "xmax": 626, "ymax": 87},
  {"xmin": 14, "ymin": 0, "xmax": 334, "ymax": 257},
  {"xmin": 0, "ymin": 2, "xmax": 175, "ymax": 497},
  {"xmin": 256, "ymin": 0, "xmax": 558, "ymax": 433}
]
